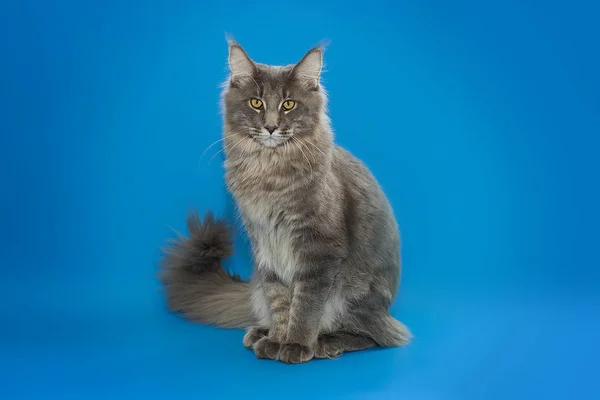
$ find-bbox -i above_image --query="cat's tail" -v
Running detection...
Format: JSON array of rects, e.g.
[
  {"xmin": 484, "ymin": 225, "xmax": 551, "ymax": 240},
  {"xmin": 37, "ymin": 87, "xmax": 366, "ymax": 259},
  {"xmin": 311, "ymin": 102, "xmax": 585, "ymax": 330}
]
[{"xmin": 159, "ymin": 211, "xmax": 254, "ymax": 329}]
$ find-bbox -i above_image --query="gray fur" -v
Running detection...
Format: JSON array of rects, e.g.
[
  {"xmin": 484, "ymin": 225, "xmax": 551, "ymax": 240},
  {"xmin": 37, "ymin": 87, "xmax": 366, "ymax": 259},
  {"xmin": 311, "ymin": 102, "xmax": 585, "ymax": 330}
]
[{"xmin": 160, "ymin": 40, "xmax": 411, "ymax": 363}]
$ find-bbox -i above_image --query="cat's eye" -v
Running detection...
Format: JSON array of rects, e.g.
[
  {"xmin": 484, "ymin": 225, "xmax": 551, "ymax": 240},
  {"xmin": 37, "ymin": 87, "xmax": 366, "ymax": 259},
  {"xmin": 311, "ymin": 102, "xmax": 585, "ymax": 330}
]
[
  {"xmin": 282, "ymin": 100, "xmax": 296, "ymax": 111},
  {"xmin": 249, "ymin": 98, "xmax": 263, "ymax": 109}
]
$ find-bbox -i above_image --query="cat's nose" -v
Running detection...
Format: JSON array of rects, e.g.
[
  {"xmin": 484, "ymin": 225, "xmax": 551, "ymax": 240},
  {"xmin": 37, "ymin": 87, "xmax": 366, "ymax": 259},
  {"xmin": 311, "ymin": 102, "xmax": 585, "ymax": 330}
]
[{"xmin": 264, "ymin": 125, "xmax": 278, "ymax": 134}]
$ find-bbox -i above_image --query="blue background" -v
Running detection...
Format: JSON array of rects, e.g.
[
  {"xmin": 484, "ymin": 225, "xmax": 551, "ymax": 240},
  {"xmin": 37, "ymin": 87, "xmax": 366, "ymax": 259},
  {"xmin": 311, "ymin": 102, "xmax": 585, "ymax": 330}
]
[{"xmin": 1, "ymin": 0, "xmax": 599, "ymax": 399}]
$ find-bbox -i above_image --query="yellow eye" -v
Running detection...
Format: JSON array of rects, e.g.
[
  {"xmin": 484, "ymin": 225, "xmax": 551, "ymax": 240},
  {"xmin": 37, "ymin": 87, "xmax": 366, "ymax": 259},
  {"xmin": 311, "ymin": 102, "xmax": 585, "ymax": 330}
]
[
  {"xmin": 282, "ymin": 100, "xmax": 296, "ymax": 111},
  {"xmin": 249, "ymin": 98, "xmax": 263, "ymax": 109}
]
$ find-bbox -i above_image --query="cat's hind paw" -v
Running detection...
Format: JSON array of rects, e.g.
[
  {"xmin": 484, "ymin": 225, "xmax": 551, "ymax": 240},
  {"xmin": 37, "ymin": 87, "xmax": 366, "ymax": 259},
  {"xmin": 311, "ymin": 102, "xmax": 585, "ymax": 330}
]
[
  {"xmin": 243, "ymin": 327, "xmax": 268, "ymax": 349},
  {"xmin": 253, "ymin": 337, "xmax": 281, "ymax": 360}
]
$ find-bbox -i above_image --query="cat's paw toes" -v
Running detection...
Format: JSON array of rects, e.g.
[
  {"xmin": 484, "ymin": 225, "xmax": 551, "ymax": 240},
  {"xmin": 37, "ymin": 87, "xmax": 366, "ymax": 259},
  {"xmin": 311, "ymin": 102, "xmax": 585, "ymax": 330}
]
[
  {"xmin": 315, "ymin": 335, "xmax": 344, "ymax": 358},
  {"xmin": 253, "ymin": 337, "xmax": 281, "ymax": 360},
  {"xmin": 314, "ymin": 335, "xmax": 343, "ymax": 359},
  {"xmin": 278, "ymin": 343, "xmax": 314, "ymax": 364},
  {"xmin": 243, "ymin": 327, "xmax": 268, "ymax": 349}
]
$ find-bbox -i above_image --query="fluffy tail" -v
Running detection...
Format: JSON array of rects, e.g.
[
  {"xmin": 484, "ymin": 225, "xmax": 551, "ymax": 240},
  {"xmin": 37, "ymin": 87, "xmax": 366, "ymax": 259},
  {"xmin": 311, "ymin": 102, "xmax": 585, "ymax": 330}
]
[
  {"xmin": 371, "ymin": 313, "xmax": 413, "ymax": 347},
  {"xmin": 159, "ymin": 211, "xmax": 254, "ymax": 329}
]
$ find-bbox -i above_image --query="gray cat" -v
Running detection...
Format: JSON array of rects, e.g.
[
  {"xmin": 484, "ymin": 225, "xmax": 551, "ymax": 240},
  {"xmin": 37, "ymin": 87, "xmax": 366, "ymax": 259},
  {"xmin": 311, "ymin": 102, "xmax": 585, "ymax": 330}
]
[{"xmin": 160, "ymin": 40, "xmax": 411, "ymax": 364}]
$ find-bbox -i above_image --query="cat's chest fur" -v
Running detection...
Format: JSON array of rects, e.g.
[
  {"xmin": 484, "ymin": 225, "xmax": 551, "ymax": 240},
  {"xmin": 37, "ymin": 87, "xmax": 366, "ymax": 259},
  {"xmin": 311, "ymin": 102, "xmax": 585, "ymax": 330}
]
[{"xmin": 239, "ymin": 199, "xmax": 298, "ymax": 285}]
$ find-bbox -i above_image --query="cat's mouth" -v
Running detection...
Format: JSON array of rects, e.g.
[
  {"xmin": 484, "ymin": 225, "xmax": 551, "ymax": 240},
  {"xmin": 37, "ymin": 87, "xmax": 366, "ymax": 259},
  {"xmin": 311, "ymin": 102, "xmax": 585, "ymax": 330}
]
[{"xmin": 250, "ymin": 132, "xmax": 292, "ymax": 148}]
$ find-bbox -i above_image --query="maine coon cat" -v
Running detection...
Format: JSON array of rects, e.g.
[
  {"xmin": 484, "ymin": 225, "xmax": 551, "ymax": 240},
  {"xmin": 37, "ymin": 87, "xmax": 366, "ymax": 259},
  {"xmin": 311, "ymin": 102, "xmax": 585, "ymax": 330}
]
[{"xmin": 160, "ymin": 40, "xmax": 411, "ymax": 364}]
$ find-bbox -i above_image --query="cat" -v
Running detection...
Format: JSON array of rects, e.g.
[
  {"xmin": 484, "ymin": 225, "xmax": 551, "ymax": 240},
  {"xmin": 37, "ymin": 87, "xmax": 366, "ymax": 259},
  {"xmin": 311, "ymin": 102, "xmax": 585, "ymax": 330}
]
[{"xmin": 160, "ymin": 40, "xmax": 411, "ymax": 364}]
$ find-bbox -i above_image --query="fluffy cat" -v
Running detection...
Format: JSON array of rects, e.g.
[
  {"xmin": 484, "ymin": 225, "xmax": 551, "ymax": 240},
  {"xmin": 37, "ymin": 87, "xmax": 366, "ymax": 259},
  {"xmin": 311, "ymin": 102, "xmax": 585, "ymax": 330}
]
[{"xmin": 160, "ymin": 40, "xmax": 411, "ymax": 364}]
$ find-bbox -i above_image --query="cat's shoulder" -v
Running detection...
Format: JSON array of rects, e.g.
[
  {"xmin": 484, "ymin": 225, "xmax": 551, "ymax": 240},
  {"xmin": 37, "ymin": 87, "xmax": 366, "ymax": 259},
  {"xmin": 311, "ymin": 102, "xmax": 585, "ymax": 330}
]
[{"xmin": 332, "ymin": 145, "xmax": 370, "ymax": 174}]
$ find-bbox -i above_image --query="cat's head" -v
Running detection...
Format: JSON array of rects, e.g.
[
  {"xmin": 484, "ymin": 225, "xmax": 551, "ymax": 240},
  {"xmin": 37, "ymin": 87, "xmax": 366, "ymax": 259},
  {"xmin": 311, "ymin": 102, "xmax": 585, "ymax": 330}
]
[{"xmin": 222, "ymin": 40, "xmax": 328, "ymax": 149}]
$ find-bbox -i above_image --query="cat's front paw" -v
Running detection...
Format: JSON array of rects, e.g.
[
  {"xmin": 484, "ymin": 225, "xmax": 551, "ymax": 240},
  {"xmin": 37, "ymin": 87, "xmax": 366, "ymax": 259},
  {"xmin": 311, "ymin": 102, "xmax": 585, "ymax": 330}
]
[
  {"xmin": 243, "ymin": 327, "xmax": 268, "ymax": 349},
  {"xmin": 278, "ymin": 343, "xmax": 314, "ymax": 364},
  {"xmin": 253, "ymin": 337, "xmax": 281, "ymax": 360}
]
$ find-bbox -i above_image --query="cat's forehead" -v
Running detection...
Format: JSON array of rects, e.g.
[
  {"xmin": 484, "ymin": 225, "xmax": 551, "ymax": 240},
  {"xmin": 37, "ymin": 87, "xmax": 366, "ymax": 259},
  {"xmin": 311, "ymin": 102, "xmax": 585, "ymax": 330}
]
[{"xmin": 254, "ymin": 64, "xmax": 295, "ymax": 93}]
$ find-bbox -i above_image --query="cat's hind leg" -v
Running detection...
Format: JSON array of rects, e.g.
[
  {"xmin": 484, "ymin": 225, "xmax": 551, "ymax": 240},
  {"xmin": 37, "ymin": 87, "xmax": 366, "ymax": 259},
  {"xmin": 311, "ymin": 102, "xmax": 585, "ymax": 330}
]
[
  {"xmin": 243, "ymin": 326, "xmax": 268, "ymax": 349},
  {"xmin": 314, "ymin": 331, "xmax": 376, "ymax": 359},
  {"xmin": 315, "ymin": 311, "xmax": 411, "ymax": 358}
]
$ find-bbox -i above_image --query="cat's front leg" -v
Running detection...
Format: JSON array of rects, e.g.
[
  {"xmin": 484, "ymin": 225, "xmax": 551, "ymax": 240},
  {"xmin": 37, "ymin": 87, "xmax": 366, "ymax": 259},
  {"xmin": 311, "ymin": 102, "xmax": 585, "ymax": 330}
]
[
  {"xmin": 278, "ymin": 255, "xmax": 340, "ymax": 364},
  {"xmin": 252, "ymin": 271, "xmax": 292, "ymax": 360}
]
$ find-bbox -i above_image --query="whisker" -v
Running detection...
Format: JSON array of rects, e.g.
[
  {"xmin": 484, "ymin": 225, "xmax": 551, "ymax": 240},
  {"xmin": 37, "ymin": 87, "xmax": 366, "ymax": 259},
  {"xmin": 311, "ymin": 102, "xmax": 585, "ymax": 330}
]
[
  {"xmin": 295, "ymin": 137, "xmax": 317, "ymax": 164},
  {"xmin": 200, "ymin": 137, "xmax": 226, "ymax": 160},
  {"xmin": 292, "ymin": 137, "xmax": 313, "ymax": 181},
  {"xmin": 240, "ymin": 137, "xmax": 254, "ymax": 158},
  {"xmin": 209, "ymin": 136, "xmax": 247, "ymax": 163},
  {"xmin": 304, "ymin": 139, "xmax": 327, "ymax": 159}
]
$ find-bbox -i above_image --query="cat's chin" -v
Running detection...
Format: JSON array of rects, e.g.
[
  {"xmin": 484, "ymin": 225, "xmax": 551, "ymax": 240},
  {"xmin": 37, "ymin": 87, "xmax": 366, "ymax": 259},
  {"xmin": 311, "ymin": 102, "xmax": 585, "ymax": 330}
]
[{"xmin": 255, "ymin": 136, "xmax": 288, "ymax": 148}]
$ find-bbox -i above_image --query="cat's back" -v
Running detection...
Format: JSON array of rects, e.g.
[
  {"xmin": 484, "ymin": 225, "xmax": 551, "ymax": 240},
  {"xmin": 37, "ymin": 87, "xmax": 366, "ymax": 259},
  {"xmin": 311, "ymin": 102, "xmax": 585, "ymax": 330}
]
[
  {"xmin": 332, "ymin": 145, "xmax": 391, "ymax": 208},
  {"xmin": 330, "ymin": 144, "xmax": 401, "ymax": 298},
  {"xmin": 332, "ymin": 144, "xmax": 399, "ymax": 249}
]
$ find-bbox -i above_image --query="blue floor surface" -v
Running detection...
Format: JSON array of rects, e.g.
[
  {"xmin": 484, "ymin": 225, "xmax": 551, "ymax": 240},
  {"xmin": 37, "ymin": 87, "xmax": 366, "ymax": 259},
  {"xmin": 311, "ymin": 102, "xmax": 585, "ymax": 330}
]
[{"xmin": 2, "ymin": 286, "xmax": 598, "ymax": 399}]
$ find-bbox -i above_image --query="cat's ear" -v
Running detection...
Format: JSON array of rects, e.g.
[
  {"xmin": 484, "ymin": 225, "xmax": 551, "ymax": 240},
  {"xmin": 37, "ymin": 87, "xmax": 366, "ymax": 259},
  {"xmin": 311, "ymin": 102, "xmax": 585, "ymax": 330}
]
[
  {"xmin": 228, "ymin": 40, "xmax": 256, "ymax": 85},
  {"xmin": 292, "ymin": 47, "xmax": 323, "ymax": 90}
]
